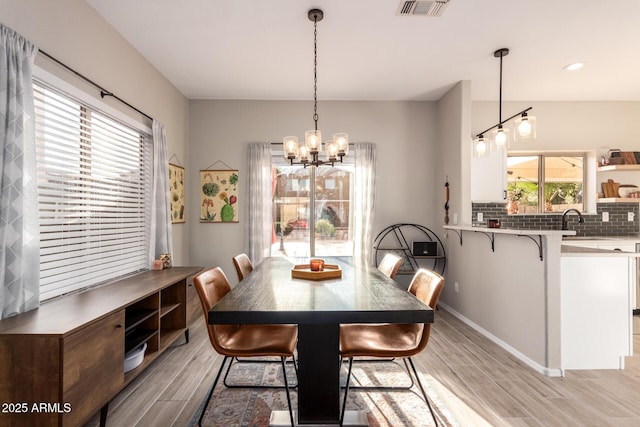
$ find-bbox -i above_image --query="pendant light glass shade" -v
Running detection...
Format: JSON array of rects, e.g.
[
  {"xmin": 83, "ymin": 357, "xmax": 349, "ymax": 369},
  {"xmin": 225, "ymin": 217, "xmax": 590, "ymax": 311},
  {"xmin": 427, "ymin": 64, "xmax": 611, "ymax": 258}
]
[
  {"xmin": 283, "ymin": 136, "xmax": 299, "ymax": 160},
  {"xmin": 473, "ymin": 135, "xmax": 490, "ymax": 157},
  {"xmin": 298, "ymin": 144, "xmax": 311, "ymax": 162},
  {"xmin": 514, "ymin": 112, "xmax": 537, "ymax": 141},
  {"xmin": 305, "ymin": 130, "xmax": 322, "ymax": 153},
  {"xmin": 492, "ymin": 124, "xmax": 510, "ymax": 150},
  {"xmin": 333, "ymin": 133, "xmax": 349, "ymax": 156},
  {"xmin": 325, "ymin": 140, "xmax": 338, "ymax": 161}
]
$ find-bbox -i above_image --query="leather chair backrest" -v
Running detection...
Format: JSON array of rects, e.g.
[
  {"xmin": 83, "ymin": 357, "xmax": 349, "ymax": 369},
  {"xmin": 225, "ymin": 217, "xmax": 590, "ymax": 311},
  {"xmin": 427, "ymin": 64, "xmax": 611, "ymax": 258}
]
[
  {"xmin": 232, "ymin": 253, "xmax": 254, "ymax": 282},
  {"xmin": 408, "ymin": 268, "xmax": 444, "ymax": 310},
  {"xmin": 377, "ymin": 253, "xmax": 403, "ymax": 279},
  {"xmin": 193, "ymin": 267, "xmax": 236, "ymax": 353},
  {"xmin": 407, "ymin": 268, "xmax": 445, "ymax": 353}
]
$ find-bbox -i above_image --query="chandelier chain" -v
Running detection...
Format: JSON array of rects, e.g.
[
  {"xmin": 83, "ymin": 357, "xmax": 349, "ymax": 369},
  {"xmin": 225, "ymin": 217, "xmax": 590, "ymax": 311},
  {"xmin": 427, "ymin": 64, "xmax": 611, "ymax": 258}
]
[
  {"xmin": 313, "ymin": 15, "xmax": 318, "ymax": 130},
  {"xmin": 498, "ymin": 52, "xmax": 503, "ymax": 125}
]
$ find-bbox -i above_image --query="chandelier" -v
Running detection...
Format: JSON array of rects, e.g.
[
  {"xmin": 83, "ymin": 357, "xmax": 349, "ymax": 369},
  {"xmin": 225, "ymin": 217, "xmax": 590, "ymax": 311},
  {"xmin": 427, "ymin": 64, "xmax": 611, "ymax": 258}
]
[
  {"xmin": 283, "ymin": 9, "xmax": 348, "ymax": 167},
  {"xmin": 473, "ymin": 48, "xmax": 536, "ymax": 157}
]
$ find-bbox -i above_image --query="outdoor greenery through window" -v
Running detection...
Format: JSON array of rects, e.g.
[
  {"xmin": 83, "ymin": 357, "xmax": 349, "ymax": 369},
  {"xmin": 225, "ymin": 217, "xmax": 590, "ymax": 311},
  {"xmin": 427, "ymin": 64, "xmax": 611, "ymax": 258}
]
[
  {"xmin": 34, "ymin": 79, "xmax": 152, "ymax": 300},
  {"xmin": 507, "ymin": 154, "xmax": 584, "ymax": 214},
  {"xmin": 271, "ymin": 149, "xmax": 354, "ymax": 257}
]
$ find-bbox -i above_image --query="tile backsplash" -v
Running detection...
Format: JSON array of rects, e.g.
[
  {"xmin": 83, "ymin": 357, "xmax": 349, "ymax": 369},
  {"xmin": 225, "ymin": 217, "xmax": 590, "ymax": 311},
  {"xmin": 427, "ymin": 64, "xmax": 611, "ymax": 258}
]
[{"xmin": 471, "ymin": 202, "xmax": 640, "ymax": 236}]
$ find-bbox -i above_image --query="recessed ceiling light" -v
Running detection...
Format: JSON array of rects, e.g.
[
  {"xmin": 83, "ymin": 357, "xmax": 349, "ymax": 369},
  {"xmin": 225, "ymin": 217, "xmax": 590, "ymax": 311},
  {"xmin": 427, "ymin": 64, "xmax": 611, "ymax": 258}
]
[{"xmin": 563, "ymin": 62, "xmax": 584, "ymax": 71}]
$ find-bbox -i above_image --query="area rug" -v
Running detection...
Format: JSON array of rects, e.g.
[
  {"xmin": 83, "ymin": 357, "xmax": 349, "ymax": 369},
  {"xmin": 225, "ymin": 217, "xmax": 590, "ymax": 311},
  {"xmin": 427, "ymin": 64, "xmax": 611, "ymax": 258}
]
[{"xmin": 190, "ymin": 358, "xmax": 458, "ymax": 427}]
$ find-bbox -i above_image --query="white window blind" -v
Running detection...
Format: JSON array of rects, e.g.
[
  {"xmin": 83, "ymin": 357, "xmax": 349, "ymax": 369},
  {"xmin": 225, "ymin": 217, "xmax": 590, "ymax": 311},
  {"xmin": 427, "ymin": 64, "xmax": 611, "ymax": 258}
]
[{"xmin": 34, "ymin": 81, "xmax": 152, "ymax": 300}]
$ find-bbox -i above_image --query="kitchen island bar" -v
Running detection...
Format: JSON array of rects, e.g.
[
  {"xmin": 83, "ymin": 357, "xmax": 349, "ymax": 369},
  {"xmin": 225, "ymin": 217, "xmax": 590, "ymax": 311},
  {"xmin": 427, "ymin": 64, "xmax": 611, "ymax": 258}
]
[{"xmin": 442, "ymin": 225, "xmax": 640, "ymax": 376}]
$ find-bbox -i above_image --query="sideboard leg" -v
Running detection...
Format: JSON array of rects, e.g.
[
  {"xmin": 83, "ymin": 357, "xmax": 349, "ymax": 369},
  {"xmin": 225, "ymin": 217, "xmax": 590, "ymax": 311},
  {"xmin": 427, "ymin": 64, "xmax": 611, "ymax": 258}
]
[
  {"xmin": 100, "ymin": 402, "xmax": 109, "ymax": 427},
  {"xmin": 184, "ymin": 328, "xmax": 190, "ymax": 344}
]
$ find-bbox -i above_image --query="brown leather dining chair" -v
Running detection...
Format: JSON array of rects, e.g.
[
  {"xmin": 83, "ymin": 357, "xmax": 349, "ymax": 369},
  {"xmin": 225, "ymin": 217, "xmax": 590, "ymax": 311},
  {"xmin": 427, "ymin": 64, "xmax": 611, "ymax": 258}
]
[
  {"xmin": 232, "ymin": 253, "xmax": 253, "ymax": 282},
  {"xmin": 193, "ymin": 267, "xmax": 297, "ymax": 426},
  {"xmin": 339, "ymin": 268, "xmax": 445, "ymax": 426},
  {"xmin": 377, "ymin": 253, "xmax": 403, "ymax": 280}
]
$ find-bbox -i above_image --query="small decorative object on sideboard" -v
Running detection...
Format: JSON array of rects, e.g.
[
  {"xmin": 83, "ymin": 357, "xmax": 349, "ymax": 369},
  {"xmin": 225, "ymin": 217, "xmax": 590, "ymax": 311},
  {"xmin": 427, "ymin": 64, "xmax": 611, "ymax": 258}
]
[
  {"xmin": 152, "ymin": 259, "xmax": 164, "ymax": 270},
  {"xmin": 160, "ymin": 253, "xmax": 172, "ymax": 268},
  {"xmin": 487, "ymin": 218, "xmax": 501, "ymax": 228}
]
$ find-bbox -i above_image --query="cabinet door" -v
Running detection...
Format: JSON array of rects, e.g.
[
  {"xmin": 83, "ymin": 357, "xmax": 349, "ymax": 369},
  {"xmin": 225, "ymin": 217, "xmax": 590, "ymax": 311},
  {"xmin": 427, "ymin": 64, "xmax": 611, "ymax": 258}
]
[
  {"xmin": 62, "ymin": 310, "xmax": 125, "ymax": 426},
  {"xmin": 471, "ymin": 147, "xmax": 507, "ymax": 202}
]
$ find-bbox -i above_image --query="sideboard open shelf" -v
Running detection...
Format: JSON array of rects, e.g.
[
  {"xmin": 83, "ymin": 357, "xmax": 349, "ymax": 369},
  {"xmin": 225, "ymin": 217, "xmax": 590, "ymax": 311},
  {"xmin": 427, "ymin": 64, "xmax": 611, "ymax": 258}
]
[{"xmin": 0, "ymin": 266, "xmax": 202, "ymax": 427}]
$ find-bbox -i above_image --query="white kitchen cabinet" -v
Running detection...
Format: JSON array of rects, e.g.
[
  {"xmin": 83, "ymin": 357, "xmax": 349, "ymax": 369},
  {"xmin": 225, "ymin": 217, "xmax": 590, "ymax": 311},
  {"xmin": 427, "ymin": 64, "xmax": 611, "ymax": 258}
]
[
  {"xmin": 470, "ymin": 146, "xmax": 507, "ymax": 202},
  {"xmin": 561, "ymin": 254, "xmax": 632, "ymax": 370}
]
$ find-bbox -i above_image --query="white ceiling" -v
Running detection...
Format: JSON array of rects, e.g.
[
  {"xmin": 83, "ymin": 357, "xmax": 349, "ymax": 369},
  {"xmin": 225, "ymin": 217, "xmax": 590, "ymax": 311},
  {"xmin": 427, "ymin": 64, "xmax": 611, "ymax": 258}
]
[{"xmin": 87, "ymin": 0, "xmax": 640, "ymax": 102}]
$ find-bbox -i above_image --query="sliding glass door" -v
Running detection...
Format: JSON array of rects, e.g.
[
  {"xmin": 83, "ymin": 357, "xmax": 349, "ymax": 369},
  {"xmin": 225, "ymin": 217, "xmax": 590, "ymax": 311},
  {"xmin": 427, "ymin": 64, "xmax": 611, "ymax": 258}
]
[{"xmin": 272, "ymin": 157, "xmax": 354, "ymax": 257}]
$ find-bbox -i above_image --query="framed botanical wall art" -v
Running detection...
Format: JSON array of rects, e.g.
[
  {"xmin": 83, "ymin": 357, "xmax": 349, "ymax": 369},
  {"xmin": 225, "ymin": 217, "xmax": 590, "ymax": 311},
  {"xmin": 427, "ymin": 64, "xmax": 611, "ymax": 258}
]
[
  {"xmin": 169, "ymin": 163, "xmax": 185, "ymax": 223},
  {"xmin": 200, "ymin": 170, "xmax": 239, "ymax": 223}
]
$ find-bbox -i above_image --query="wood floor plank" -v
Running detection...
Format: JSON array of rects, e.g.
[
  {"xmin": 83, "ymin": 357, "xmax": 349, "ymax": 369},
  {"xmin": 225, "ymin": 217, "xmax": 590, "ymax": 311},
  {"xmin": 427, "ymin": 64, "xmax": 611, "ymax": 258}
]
[{"xmin": 85, "ymin": 307, "xmax": 640, "ymax": 427}]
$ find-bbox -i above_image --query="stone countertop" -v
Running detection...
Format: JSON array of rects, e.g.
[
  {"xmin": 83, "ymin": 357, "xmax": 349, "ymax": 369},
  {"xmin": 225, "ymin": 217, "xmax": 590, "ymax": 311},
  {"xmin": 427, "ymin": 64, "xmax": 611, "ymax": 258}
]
[
  {"xmin": 443, "ymin": 224, "xmax": 575, "ymax": 237},
  {"xmin": 562, "ymin": 235, "xmax": 640, "ymax": 243}
]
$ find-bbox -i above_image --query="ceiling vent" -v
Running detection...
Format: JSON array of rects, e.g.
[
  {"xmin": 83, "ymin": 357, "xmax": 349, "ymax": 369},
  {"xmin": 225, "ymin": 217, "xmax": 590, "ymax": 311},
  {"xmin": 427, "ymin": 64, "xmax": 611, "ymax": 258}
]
[{"xmin": 396, "ymin": 0, "xmax": 450, "ymax": 17}]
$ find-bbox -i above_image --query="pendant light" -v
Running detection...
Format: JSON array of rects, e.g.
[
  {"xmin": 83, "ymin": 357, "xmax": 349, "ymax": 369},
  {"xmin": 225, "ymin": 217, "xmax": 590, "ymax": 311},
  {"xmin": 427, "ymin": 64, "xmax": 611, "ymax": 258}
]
[
  {"xmin": 283, "ymin": 9, "xmax": 348, "ymax": 168},
  {"xmin": 473, "ymin": 48, "xmax": 536, "ymax": 157}
]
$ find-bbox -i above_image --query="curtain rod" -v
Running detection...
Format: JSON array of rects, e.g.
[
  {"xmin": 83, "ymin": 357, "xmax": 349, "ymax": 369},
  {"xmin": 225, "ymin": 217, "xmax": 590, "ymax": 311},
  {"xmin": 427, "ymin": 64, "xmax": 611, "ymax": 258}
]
[
  {"xmin": 38, "ymin": 50, "xmax": 153, "ymax": 121},
  {"xmin": 270, "ymin": 142, "xmax": 355, "ymax": 146}
]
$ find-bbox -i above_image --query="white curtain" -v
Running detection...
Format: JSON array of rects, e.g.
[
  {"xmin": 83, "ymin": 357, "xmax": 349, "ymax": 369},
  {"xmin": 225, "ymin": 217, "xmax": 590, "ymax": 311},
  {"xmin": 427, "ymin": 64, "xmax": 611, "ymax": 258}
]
[
  {"xmin": 353, "ymin": 143, "xmax": 377, "ymax": 263},
  {"xmin": 148, "ymin": 120, "xmax": 173, "ymax": 266},
  {"xmin": 247, "ymin": 142, "xmax": 272, "ymax": 265},
  {"xmin": 0, "ymin": 25, "xmax": 39, "ymax": 319}
]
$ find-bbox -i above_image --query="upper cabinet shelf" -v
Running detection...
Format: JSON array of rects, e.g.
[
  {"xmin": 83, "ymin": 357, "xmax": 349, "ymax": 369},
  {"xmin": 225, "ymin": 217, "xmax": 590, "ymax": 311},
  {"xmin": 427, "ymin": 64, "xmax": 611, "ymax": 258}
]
[{"xmin": 597, "ymin": 164, "xmax": 640, "ymax": 172}]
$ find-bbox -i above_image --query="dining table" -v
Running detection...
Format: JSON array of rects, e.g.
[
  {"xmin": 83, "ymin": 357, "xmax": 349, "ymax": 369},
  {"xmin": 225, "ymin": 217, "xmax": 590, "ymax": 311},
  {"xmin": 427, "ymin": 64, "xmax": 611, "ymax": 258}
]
[{"xmin": 207, "ymin": 256, "xmax": 434, "ymax": 426}]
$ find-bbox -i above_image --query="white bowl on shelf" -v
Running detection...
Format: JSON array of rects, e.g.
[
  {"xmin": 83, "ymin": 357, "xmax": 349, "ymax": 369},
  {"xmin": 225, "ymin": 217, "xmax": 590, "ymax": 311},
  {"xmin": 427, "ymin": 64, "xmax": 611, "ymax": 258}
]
[
  {"xmin": 124, "ymin": 342, "xmax": 147, "ymax": 373},
  {"xmin": 618, "ymin": 185, "xmax": 639, "ymax": 198}
]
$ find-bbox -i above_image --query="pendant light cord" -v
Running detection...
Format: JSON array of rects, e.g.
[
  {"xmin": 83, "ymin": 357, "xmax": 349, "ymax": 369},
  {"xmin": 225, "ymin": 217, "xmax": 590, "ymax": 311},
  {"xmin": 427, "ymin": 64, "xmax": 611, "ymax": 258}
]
[
  {"xmin": 313, "ymin": 14, "xmax": 319, "ymax": 131},
  {"xmin": 498, "ymin": 52, "xmax": 503, "ymax": 125}
]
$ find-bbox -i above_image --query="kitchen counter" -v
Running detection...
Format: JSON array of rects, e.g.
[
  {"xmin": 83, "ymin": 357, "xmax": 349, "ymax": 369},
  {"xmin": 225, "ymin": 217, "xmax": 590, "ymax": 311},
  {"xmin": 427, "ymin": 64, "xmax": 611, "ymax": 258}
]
[
  {"xmin": 561, "ymin": 245, "xmax": 640, "ymax": 257},
  {"xmin": 444, "ymin": 224, "xmax": 575, "ymax": 236},
  {"xmin": 442, "ymin": 223, "xmax": 637, "ymax": 376}
]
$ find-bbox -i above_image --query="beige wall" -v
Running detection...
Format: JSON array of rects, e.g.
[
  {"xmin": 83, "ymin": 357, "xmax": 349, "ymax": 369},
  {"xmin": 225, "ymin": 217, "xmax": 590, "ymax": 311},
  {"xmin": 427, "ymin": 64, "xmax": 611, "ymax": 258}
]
[
  {"xmin": 2, "ymin": 0, "xmax": 191, "ymax": 264},
  {"xmin": 188, "ymin": 100, "xmax": 438, "ymax": 283}
]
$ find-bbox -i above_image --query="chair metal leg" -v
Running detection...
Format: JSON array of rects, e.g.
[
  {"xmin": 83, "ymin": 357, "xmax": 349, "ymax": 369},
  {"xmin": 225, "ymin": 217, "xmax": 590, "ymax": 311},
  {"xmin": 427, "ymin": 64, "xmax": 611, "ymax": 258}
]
[
  {"xmin": 407, "ymin": 357, "xmax": 438, "ymax": 427},
  {"xmin": 339, "ymin": 358, "xmax": 414, "ymax": 390},
  {"xmin": 223, "ymin": 356, "xmax": 298, "ymax": 388},
  {"xmin": 340, "ymin": 357, "xmax": 354, "ymax": 426},
  {"xmin": 280, "ymin": 356, "xmax": 295, "ymax": 426},
  {"xmin": 199, "ymin": 355, "xmax": 230, "ymax": 427}
]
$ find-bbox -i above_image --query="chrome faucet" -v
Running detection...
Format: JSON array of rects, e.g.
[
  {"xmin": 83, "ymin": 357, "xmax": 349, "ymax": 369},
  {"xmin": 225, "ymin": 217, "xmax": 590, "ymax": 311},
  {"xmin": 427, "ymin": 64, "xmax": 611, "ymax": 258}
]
[{"xmin": 561, "ymin": 208, "xmax": 584, "ymax": 230}]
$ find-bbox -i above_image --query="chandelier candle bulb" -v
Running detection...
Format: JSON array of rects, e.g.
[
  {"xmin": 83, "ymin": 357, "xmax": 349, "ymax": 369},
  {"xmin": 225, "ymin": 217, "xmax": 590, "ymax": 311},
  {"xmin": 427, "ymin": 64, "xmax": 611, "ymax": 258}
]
[
  {"xmin": 333, "ymin": 133, "xmax": 349, "ymax": 155},
  {"xmin": 298, "ymin": 145, "xmax": 310, "ymax": 162},
  {"xmin": 325, "ymin": 140, "xmax": 338, "ymax": 161},
  {"xmin": 305, "ymin": 130, "xmax": 322, "ymax": 153},
  {"xmin": 283, "ymin": 136, "xmax": 299, "ymax": 160}
]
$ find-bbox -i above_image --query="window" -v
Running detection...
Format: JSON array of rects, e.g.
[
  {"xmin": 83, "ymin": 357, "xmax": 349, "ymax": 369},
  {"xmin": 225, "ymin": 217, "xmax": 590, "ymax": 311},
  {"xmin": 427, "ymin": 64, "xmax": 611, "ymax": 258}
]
[
  {"xmin": 507, "ymin": 154, "xmax": 584, "ymax": 214},
  {"xmin": 271, "ymin": 150, "xmax": 355, "ymax": 257},
  {"xmin": 34, "ymin": 80, "xmax": 152, "ymax": 300}
]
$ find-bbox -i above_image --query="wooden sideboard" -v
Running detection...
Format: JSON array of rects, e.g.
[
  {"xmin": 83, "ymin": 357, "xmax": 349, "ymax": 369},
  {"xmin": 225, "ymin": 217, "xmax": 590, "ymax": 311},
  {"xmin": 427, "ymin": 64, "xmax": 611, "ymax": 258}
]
[{"xmin": 0, "ymin": 266, "xmax": 202, "ymax": 427}]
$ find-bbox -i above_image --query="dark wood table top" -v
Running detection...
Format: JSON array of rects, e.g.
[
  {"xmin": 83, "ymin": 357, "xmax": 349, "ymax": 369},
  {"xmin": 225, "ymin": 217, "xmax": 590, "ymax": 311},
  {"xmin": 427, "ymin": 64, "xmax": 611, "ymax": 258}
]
[{"xmin": 208, "ymin": 257, "xmax": 433, "ymax": 325}]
